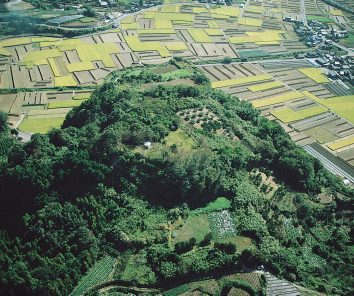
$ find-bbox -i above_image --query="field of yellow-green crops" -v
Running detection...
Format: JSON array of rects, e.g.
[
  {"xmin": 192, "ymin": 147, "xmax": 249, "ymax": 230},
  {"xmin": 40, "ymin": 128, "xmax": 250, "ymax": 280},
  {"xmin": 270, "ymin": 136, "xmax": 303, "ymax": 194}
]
[
  {"xmin": 54, "ymin": 75, "xmax": 77, "ymax": 87},
  {"xmin": 271, "ymin": 105, "xmax": 328, "ymax": 123},
  {"xmin": 327, "ymin": 135, "xmax": 354, "ymax": 150},
  {"xmin": 299, "ymin": 68, "xmax": 330, "ymax": 83},
  {"xmin": 124, "ymin": 35, "xmax": 170, "ymax": 57},
  {"xmin": 188, "ymin": 29, "xmax": 213, "ymax": 43},
  {"xmin": 252, "ymin": 91, "xmax": 304, "ymax": 108}
]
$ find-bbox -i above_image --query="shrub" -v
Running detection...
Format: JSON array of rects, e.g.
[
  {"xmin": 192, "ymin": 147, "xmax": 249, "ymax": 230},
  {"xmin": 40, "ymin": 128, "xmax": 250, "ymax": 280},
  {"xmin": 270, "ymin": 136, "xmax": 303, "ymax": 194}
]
[{"xmin": 175, "ymin": 237, "xmax": 196, "ymax": 254}]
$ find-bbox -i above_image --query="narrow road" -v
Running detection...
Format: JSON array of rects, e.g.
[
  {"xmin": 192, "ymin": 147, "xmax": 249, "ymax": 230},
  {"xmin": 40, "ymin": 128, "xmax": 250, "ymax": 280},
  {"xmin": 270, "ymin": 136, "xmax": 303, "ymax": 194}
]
[
  {"xmin": 300, "ymin": 0, "xmax": 308, "ymax": 27},
  {"xmin": 303, "ymin": 144, "xmax": 354, "ymax": 184}
]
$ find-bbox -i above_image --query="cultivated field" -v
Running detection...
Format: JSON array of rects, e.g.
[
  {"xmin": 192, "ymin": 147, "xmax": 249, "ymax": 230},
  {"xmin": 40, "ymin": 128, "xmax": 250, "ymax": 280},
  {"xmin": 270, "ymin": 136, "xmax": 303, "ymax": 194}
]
[{"xmin": 199, "ymin": 60, "xmax": 354, "ymax": 169}]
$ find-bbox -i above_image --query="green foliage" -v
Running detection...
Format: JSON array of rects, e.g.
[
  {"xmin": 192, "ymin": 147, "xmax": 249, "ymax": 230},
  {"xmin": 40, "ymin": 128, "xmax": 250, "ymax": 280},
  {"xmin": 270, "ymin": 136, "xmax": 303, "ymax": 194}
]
[
  {"xmin": 0, "ymin": 65, "xmax": 352, "ymax": 295},
  {"xmin": 163, "ymin": 284, "xmax": 189, "ymax": 296},
  {"xmin": 193, "ymin": 197, "xmax": 231, "ymax": 214},
  {"xmin": 70, "ymin": 256, "xmax": 115, "ymax": 296}
]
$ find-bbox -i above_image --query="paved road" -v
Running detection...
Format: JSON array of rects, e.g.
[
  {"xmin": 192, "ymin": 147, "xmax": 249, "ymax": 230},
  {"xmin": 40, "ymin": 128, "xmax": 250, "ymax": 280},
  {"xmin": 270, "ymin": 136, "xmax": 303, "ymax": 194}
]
[
  {"xmin": 303, "ymin": 143, "xmax": 354, "ymax": 184},
  {"xmin": 300, "ymin": 0, "xmax": 308, "ymax": 27}
]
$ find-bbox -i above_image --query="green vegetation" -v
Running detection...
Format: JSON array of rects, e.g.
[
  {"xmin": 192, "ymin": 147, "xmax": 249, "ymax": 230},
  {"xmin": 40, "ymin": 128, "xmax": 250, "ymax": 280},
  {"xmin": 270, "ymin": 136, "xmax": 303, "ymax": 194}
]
[
  {"xmin": 340, "ymin": 32, "xmax": 354, "ymax": 47},
  {"xmin": 18, "ymin": 116, "xmax": 65, "ymax": 133},
  {"xmin": 307, "ymin": 15, "xmax": 333, "ymax": 23},
  {"xmin": 70, "ymin": 256, "xmax": 115, "ymax": 296},
  {"xmin": 0, "ymin": 64, "xmax": 353, "ymax": 296}
]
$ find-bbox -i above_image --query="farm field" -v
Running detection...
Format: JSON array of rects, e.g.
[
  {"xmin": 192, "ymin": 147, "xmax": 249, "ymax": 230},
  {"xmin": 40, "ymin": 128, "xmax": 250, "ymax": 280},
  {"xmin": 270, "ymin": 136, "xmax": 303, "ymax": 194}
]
[
  {"xmin": 0, "ymin": 1, "xmax": 352, "ymax": 168},
  {"xmin": 199, "ymin": 60, "xmax": 354, "ymax": 169},
  {"xmin": 70, "ymin": 256, "xmax": 116, "ymax": 296},
  {"xmin": 0, "ymin": 2, "xmax": 308, "ymax": 91}
]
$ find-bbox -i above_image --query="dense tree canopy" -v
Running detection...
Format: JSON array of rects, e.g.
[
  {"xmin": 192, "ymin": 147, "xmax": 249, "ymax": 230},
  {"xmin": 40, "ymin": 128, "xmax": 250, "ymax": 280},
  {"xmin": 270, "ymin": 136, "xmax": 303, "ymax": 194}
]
[{"xmin": 0, "ymin": 66, "xmax": 352, "ymax": 295}]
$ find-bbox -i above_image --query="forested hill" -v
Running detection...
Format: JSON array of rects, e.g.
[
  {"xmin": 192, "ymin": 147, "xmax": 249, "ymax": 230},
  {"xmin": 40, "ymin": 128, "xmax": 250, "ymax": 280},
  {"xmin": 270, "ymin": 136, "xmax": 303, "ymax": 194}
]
[{"xmin": 0, "ymin": 63, "xmax": 353, "ymax": 295}]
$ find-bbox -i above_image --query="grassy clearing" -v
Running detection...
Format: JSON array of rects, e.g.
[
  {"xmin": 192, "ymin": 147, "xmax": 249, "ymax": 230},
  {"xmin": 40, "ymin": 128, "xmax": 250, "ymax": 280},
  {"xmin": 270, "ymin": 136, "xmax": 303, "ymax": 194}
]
[
  {"xmin": 66, "ymin": 61, "xmax": 94, "ymax": 72},
  {"xmin": 124, "ymin": 35, "xmax": 170, "ymax": 57},
  {"xmin": 307, "ymin": 15, "xmax": 333, "ymax": 23},
  {"xmin": 299, "ymin": 68, "xmax": 329, "ymax": 83},
  {"xmin": 212, "ymin": 74, "xmax": 271, "ymax": 88},
  {"xmin": 188, "ymin": 29, "xmax": 213, "ymax": 43},
  {"xmin": 252, "ymin": 91, "xmax": 304, "ymax": 108},
  {"xmin": 173, "ymin": 214, "xmax": 211, "ymax": 244},
  {"xmin": 164, "ymin": 129, "xmax": 195, "ymax": 151},
  {"xmin": 48, "ymin": 100, "xmax": 85, "ymax": 109},
  {"xmin": 193, "ymin": 197, "xmax": 231, "ymax": 214},
  {"xmin": 271, "ymin": 105, "xmax": 328, "ymax": 123},
  {"xmin": 248, "ymin": 81, "xmax": 283, "ymax": 92},
  {"xmin": 120, "ymin": 253, "xmax": 156, "ymax": 285},
  {"xmin": 79, "ymin": 17, "xmax": 96, "ymax": 23},
  {"xmin": 217, "ymin": 236, "xmax": 254, "ymax": 252},
  {"xmin": 70, "ymin": 256, "xmax": 115, "ymax": 296},
  {"xmin": 327, "ymin": 135, "xmax": 354, "ymax": 150},
  {"xmin": 339, "ymin": 32, "xmax": 354, "ymax": 47},
  {"xmin": 19, "ymin": 117, "xmax": 65, "ymax": 133}
]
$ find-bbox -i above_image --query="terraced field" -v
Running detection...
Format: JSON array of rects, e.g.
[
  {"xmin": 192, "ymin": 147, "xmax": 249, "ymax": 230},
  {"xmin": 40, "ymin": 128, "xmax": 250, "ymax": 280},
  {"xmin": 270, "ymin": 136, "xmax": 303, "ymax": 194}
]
[
  {"xmin": 0, "ymin": 1, "xmax": 352, "ymax": 172},
  {"xmin": 199, "ymin": 60, "xmax": 354, "ymax": 172}
]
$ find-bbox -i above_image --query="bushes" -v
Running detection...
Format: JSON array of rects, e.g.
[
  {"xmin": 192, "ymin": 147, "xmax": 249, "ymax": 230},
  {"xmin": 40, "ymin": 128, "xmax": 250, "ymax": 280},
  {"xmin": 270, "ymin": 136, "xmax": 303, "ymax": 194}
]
[
  {"xmin": 175, "ymin": 237, "xmax": 196, "ymax": 254},
  {"xmin": 221, "ymin": 279, "xmax": 258, "ymax": 296},
  {"xmin": 214, "ymin": 242, "xmax": 237, "ymax": 254}
]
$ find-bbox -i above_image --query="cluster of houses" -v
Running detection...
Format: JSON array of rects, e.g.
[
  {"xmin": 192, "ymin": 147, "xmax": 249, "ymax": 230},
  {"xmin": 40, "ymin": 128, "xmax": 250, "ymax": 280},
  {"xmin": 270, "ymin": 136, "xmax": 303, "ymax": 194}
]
[
  {"xmin": 123, "ymin": 0, "xmax": 162, "ymax": 13},
  {"xmin": 317, "ymin": 53, "xmax": 354, "ymax": 83},
  {"xmin": 295, "ymin": 20, "xmax": 348, "ymax": 47},
  {"xmin": 293, "ymin": 20, "xmax": 354, "ymax": 85}
]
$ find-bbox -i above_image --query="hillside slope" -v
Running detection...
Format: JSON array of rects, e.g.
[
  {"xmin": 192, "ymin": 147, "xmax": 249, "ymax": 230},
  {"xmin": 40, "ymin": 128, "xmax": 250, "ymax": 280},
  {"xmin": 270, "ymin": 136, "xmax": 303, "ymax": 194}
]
[{"xmin": 0, "ymin": 63, "xmax": 353, "ymax": 296}]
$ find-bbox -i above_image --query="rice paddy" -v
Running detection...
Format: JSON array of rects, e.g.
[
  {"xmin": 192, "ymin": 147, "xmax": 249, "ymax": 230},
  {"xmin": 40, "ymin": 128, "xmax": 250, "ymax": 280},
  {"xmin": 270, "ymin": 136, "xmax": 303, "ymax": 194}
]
[
  {"xmin": 19, "ymin": 117, "xmax": 65, "ymax": 134},
  {"xmin": 54, "ymin": 76, "xmax": 77, "ymax": 87},
  {"xmin": 248, "ymin": 81, "xmax": 283, "ymax": 92},
  {"xmin": 66, "ymin": 62, "xmax": 95, "ymax": 72},
  {"xmin": 252, "ymin": 91, "xmax": 304, "ymax": 108},
  {"xmin": 188, "ymin": 29, "xmax": 213, "ymax": 43},
  {"xmin": 318, "ymin": 95, "xmax": 354, "ymax": 124},
  {"xmin": 212, "ymin": 74, "xmax": 272, "ymax": 88},
  {"xmin": 48, "ymin": 100, "xmax": 86, "ymax": 109},
  {"xmin": 299, "ymin": 68, "xmax": 330, "ymax": 83},
  {"xmin": 271, "ymin": 105, "xmax": 328, "ymax": 123},
  {"xmin": 327, "ymin": 135, "xmax": 354, "ymax": 151},
  {"xmin": 124, "ymin": 35, "xmax": 170, "ymax": 57}
]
